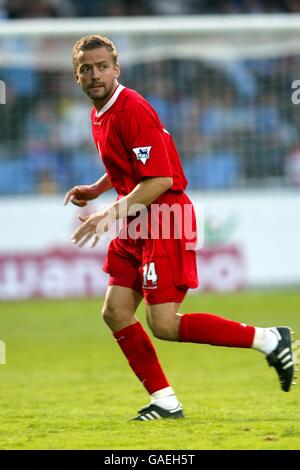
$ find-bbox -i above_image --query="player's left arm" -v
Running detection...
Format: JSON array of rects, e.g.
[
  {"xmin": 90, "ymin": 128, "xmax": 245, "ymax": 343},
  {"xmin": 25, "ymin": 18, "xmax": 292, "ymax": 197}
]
[{"xmin": 71, "ymin": 176, "xmax": 172, "ymax": 248}]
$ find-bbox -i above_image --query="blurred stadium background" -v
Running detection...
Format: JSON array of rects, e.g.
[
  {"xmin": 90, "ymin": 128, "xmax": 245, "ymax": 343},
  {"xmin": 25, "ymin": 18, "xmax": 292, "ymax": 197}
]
[{"xmin": 0, "ymin": 0, "xmax": 300, "ymax": 300}]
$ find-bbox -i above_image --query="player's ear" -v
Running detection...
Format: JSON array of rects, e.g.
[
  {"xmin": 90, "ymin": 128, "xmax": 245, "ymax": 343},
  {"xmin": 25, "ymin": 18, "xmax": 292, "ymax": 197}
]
[
  {"xmin": 114, "ymin": 62, "xmax": 120, "ymax": 78},
  {"xmin": 73, "ymin": 70, "xmax": 80, "ymax": 84}
]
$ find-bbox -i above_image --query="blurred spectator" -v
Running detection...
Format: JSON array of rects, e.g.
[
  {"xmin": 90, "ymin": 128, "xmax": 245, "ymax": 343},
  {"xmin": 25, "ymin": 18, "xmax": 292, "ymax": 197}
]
[
  {"xmin": 3, "ymin": 0, "xmax": 60, "ymax": 18},
  {"xmin": 24, "ymin": 101, "xmax": 61, "ymax": 191},
  {"xmin": 0, "ymin": 38, "xmax": 39, "ymax": 151},
  {"xmin": 0, "ymin": 0, "xmax": 6, "ymax": 18},
  {"xmin": 47, "ymin": 0, "xmax": 74, "ymax": 17},
  {"xmin": 282, "ymin": 0, "xmax": 300, "ymax": 13},
  {"xmin": 241, "ymin": 0, "xmax": 265, "ymax": 14},
  {"xmin": 103, "ymin": 0, "xmax": 127, "ymax": 16},
  {"xmin": 69, "ymin": 0, "xmax": 104, "ymax": 17},
  {"xmin": 209, "ymin": 60, "xmax": 258, "ymax": 100},
  {"xmin": 37, "ymin": 169, "xmax": 60, "ymax": 194},
  {"xmin": 126, "ymin": 0, "xmax": 154, "ymax": 15},
  {"xmin": 199, "ymin": 91, "xmax": 251, "ymax": 138},
  {"xmin": 151, "ymin": 0, "xmax": 190, "ymax": 15},
  {"xmin": 69, "ymin": 0, "xmax": 151, "ymax": 17},
  {"xmin": 253, "ymin": 91, "xmax": 297, "ymax": 151},
  {"xmin": 58, "ymin": 98, "xmax": 94, "ymax": 152},
  {"xmin": 183, "ymin": 138, "xmax": 241, "ymax": 189},
  {"xmin": 25, "ymin": 101, "xmax": 59, "ymax": 155},
  {"xmin": 145, "ymin": 69, "xmax": 196, "ymax": 135},
  {"xmin": 254, "ymin": 92, "xmax": 286, "ymax": 136},
  {"xmin": 1, "ymin": 0, "xmax": 300, "ymax": 17},
  {"xmin": 0, "ymin": 37, "xmax": 39, "ymax": 99},
  {"xmin": 146, "ymin": 78, "xmax": 176, "ymax": 130}
]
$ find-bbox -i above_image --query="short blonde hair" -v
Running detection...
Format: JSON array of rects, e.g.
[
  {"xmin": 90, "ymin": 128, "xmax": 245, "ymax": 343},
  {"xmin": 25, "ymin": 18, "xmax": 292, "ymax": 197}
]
[{"xmin": 72, "ymin": 35, "xmax": 118, "ymax": 70}]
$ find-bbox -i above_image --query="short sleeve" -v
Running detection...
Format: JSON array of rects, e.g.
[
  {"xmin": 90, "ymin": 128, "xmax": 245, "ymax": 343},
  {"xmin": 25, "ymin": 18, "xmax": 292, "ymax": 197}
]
[{"xmin": 119, "ymin": 109, "xmax": 172, "ymax": 181}]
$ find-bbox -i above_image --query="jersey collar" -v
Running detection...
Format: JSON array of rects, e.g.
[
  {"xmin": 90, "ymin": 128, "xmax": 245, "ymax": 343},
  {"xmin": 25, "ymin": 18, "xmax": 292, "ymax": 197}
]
[{"xmin": 95, "ymin": 84, "xmax": 125, "ymax": 117}]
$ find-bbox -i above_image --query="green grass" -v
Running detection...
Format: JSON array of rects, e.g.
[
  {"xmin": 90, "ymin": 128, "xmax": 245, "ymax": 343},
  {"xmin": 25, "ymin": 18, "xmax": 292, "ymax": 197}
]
[{"xmin": 0, "ymin": 291, "xmax": 299, "ymax": 450}]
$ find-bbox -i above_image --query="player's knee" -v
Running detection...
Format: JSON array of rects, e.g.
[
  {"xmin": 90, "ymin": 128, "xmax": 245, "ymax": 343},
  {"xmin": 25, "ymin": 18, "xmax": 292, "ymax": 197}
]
[
  {"xmin": 102, "ymin": 304, "xmax": 119, "ymax": 325},
  {"xmin": 102, "ymin": 304, "xmax": 132, "ymax": 328},
  {"xmin": 149, "ymin": 321, "xmax": 175, "ymax": 341},
  {"xmin": 147, "ymin": 312, "xmax": 180, "ymax": 341}
]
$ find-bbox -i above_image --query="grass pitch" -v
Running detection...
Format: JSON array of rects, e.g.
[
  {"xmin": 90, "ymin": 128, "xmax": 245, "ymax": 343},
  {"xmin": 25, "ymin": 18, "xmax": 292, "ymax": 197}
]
[{"xmin": 0, "ymin": 291, "xmax": 299, "ymax": 450}]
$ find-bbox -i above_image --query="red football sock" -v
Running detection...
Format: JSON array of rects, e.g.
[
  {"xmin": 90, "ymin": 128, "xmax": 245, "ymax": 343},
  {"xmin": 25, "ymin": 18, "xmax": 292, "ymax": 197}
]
[
  {"xmin": 113, "ymin": 322, "xmax": 170, "ymax": 394},
  {"xmin": 179, "ymin": 313, "xmax": 255, "ymax": 348}
]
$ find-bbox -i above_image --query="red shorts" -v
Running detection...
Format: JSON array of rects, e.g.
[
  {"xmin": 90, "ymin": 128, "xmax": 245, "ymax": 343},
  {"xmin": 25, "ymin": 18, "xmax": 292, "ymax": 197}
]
[{"xmin": 103, "ymin": 192, "xmax": 199, "ymax": 304}]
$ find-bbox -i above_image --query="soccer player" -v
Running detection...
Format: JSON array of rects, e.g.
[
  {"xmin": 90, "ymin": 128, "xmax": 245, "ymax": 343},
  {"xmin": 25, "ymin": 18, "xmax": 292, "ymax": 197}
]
[{"xmin": 64, "ymin": 35, "xmax": 295, "ymax": 421}]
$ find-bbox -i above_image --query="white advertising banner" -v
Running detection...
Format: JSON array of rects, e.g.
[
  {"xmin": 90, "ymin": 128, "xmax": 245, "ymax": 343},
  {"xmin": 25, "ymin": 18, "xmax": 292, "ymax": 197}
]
[{"xmin": 0, "ymin": 190, "xmax": 299, "ymax": 299}]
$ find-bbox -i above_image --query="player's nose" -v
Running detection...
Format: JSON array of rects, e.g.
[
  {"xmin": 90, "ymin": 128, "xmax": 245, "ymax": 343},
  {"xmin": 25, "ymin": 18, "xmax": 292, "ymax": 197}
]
[{"xmin": 90, "ymin": 65, "xmax": 101, "ymax": 79}]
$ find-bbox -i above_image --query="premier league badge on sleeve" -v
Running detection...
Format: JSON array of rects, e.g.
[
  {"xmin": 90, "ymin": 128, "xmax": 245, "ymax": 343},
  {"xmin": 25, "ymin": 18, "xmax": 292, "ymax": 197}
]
[{"xmin": 132, "ymin": 146, "xmax": 152, "ymax": 164}]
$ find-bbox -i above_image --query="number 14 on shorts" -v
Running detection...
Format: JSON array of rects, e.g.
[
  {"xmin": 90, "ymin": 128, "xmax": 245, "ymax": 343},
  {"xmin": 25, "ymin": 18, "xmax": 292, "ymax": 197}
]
[{"xmin": 142, "ymin": 262, "xmax": 158, "ymax": 288}]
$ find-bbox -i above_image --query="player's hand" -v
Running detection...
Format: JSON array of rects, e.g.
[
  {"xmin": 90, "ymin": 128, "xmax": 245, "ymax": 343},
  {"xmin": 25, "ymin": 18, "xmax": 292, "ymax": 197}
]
[
  {"xmin": 71, "ymin": 210, "xmax": 114, "ymax": 248},
  {"xmin": 63, "ymin": 185, "xmax": 100, "ymax": 207}
]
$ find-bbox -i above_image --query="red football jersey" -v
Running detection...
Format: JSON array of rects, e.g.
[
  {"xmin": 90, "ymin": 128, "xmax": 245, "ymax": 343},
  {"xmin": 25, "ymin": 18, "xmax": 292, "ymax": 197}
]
[{"xmin": 91, "ymin": 84, "xmax": 188, "ymax": 197}]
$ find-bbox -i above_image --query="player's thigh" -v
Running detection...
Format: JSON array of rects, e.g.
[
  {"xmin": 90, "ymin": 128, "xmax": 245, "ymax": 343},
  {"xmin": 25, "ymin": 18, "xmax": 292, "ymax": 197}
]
[
  {"xmin": 145, "ymin": 301, "xmax": 183, "ymax": 341},
  {"xmin": 102, "ymin": 285, "xmax": 143, "ymax": 332}
]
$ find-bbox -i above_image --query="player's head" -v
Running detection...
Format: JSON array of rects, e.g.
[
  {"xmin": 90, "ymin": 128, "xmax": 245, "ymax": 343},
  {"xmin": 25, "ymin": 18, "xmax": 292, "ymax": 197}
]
[{"xmin": 72, "ymin": 35, "xmax": 120, "ymax": 105}]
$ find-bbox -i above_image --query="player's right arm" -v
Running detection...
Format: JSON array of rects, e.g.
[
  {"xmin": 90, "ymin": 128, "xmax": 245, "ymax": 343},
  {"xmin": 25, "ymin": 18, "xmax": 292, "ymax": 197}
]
[{"xmin": 63, "ymin": 173, "xmax": 113, "ymax": 207}]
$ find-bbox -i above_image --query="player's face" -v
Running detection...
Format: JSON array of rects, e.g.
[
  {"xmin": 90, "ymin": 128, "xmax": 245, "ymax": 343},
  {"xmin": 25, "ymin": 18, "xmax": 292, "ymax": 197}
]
[{"xmin": 75, "ymin": 47, "xmax": 120, "ymax": 107}]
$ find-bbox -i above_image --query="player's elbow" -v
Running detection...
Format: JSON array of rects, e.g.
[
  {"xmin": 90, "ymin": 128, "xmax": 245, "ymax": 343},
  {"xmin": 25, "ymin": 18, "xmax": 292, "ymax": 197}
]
[
  {"xmin": 157, "ymin": 176, "xmax": 173, "ymax": 197},
  {"xmin": 162, "ymin": 176, "xmax": 173, "ymax": 190}
]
